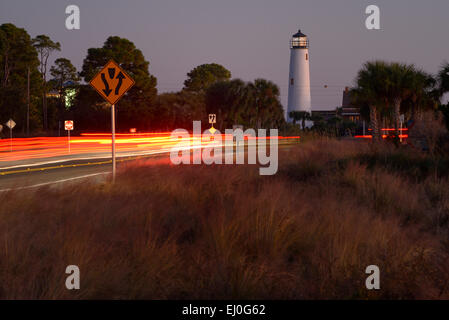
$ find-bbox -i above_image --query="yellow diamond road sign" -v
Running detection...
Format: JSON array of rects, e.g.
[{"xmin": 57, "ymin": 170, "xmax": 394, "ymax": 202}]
[{"xmin": 90, "ymin": 60, "xmax": 135, "ymax": 105}]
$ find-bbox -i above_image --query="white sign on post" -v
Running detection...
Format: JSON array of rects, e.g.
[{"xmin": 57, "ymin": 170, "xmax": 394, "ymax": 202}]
[
  {"xmin": 6, "ymin": 119, "xmax": 16, "ymax": 129},
  {"xmin": 5, "ymin": 119, "xmax": 15, "ymax": 151},
  {"xmin": 64, "ymin": 120, "xmax": 74, "ymax": 153},
  {"xmin": 6, "ymin": 119, "xmax": 16, "ymax": 152},
  {"xmin": 65, "ymin": 120, "xmax": 74, "ymax": 131},
  {"xmin": 399, "ymin": 114, "xmax": 405, "ymax": 143}
]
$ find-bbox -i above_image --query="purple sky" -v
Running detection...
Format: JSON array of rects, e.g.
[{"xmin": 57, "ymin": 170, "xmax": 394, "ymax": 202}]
[{"xmin": 1, "ymin": 0, "xmax": 448, "ymax": 110}]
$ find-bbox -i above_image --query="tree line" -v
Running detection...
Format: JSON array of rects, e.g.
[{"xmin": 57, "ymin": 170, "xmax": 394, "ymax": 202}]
[
  {"xmin": 0, "ymin": 23, "xmax": 80, "ymax": 135},
  {"xmin": 351, "ymin": 61, "xmax": 449, "ymax": 141},
  {"xmin": 2, "ymin": 22, "xmax": 448, "ymax": 138},
  {"xmin": 0, "ymin": 23, "xmax": 285, "ymax": 136}
]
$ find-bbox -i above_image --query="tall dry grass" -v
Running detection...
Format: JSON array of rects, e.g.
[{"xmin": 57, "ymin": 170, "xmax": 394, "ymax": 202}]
[{"xmin": 1, "ymin": 139, "xmax": 449, "ymax": 299}]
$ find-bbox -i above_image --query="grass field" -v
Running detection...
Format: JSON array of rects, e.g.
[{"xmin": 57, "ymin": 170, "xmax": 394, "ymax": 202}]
[{"xmin": 1, "ymin": 139, "xmax": 449, "ymax": 299}]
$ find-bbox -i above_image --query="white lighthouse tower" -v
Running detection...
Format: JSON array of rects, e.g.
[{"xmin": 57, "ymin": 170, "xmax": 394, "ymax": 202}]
[{"xmin": 287, "ymin": 29, "xmax": 312, "ymax": 124}]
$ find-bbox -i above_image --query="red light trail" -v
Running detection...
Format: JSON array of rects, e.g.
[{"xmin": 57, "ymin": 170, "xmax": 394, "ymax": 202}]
[
  {"xmin": 354, "ymin": 128, "xmax": 409, "ymax": 139},
  {"xmin": 0, "ymin": 133, "xmax": 300, "ymax": 164},
  {"xmin": 354, "ymin": 135, "xmax": 409, "ymax": 139}
]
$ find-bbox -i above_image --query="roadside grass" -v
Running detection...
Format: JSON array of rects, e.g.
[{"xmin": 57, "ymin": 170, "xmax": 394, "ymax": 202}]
[{"xmin": 1, "ymin": 138, "xmax": 449, "ymax": 299}]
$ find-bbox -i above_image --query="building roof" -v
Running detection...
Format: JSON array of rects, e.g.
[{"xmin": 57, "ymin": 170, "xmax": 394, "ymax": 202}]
[
  {"xmin": 292, "ymin": 29, "xmax": 307, "ymax": 38},
  {"xmin": 63, "ymin": 81, "xmax": 76, "ymax": 87}
]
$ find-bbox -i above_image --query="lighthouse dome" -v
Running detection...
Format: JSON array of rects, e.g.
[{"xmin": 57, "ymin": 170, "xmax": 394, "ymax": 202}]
[
  {"xmin": 291, "ymin": 29, "xmax": 309, "ymax": 48},
  {"xmin": 292, "ymin": 29, "xmax": 307, "ymax": 37}
]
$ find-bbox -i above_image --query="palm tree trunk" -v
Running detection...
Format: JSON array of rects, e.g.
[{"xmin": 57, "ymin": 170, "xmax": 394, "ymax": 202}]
[
  {"xmin": 415, "ymin": 107, "xmax": 423, "ymax": 121},
  {"xmin": 393, "ymin": 98, "xmax": 401, "ymax": 136},
  {"xmin": 411, "ymin": 104, "xmax": 416, "ymax": 122},
  {"xmin": 370, "ymin": 105, "xmax": 381, "ymax": 142}
]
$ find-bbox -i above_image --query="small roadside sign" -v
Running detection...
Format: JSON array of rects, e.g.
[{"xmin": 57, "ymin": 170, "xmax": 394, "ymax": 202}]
[
  {"xmin": 65, "ymin": 120, "xmax": 74, "ymax": 131},
  {"xmin": 6, "ymin": 119, "xmax": 16, "ymax": 129},
  {"xmin": 5, "ymin": 119, "xmax": 15, "ymax": 151},
  {"xmin": 208, "ymin": 114, "xmax": 217, "ymax": 134},
  {"xmin": 64, "ymin": 120, "xmax": 74, "ymax": 153}
]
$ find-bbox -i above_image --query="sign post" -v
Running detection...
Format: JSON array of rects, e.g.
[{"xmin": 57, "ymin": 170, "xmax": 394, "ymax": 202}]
[
  {"xmin": 399, "ymin": 114, "xmax": 405, "ymax": 143},
  {"xmin": 111, "ymin": 104, "xmax": 116, "ymax": 178},
  {"xmin": 208, "ymin": 113, "xmax": 217, "ymax": 134},
  {"xmin": 5, "ymin": 119, "xmax": 16, "ymax": 152},
  {"xmin": 89, "ymin": 60, "xmax": 135, "ymax": 182},
  {"xmin": 64, "ymin": 120, "xmax": 74, "ymax": 153}
]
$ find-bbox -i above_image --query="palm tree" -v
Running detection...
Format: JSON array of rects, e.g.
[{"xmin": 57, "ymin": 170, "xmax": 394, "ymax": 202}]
[
  {"xmin": 205, "ymin": 79, "xmax": 249, "ymax": 129},
  {"xmin": 251, "ymin": 79, "xmax": 281, "ymax": 128},
  {"xmin": 437, "ymin": 62, "xmax": 449, "ymax": 96},
  {"xmin": 226, "ymin": 79, "xmax": 251, "ymax": 127},
  {"xmin": 289, "ymin": 111, "xmax": 310, "ymax": 130},
  {"xmin": 408, "ymin": 69, "xmax": 439, "ymax": 121},
  {"xmin": 436, "ymin": 62, "xmax": 449, "ymax": 131},
  {"xmin": 385, "ymin": 63, "xmax": 415, "ymax": 136},
  {"xmin": 352, "ymin": 61, "xmax": 389, "ymax": 142}
]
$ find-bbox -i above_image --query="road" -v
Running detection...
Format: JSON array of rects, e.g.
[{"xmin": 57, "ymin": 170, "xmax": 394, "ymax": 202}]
[{"xmin": 0, "ymin": 132, "xmax": 299, "ymax": 190}]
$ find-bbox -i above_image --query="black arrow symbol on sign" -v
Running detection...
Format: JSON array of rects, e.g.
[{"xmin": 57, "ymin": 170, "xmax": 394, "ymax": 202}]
[
  {"xmin": 108, "ymin": 68, "xmax": 115, "ymax": 79},
  {"xmin": 115, "ymin": 72, "xmax": 126, "ymax": 95},
  {"xmin": 101, "ymin": 73, "xmax": 112, "ymax": 96}
]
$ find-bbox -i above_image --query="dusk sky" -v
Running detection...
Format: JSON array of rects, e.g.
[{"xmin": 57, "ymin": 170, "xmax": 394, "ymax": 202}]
[{"xmin": 1, "ymin": 0, "xmax": 448, "ymax": 110}]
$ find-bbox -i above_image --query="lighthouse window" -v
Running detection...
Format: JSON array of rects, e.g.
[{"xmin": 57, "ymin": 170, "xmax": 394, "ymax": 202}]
[
  {"xmin": 290, "ymin": 78, "xmax": 294, "ymax": 85},
  {"xmin": 306, "ymin": 54, "xmax": 308, "ymax": 60},
  {"xmin": 291, "ymin": 38, "xmax": 300, "ymax": 47}
]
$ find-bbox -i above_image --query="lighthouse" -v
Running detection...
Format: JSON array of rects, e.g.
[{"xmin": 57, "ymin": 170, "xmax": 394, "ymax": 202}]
[{"xmin": 287, "ymin": 29, "xmax": 312, "ymax": 124}]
